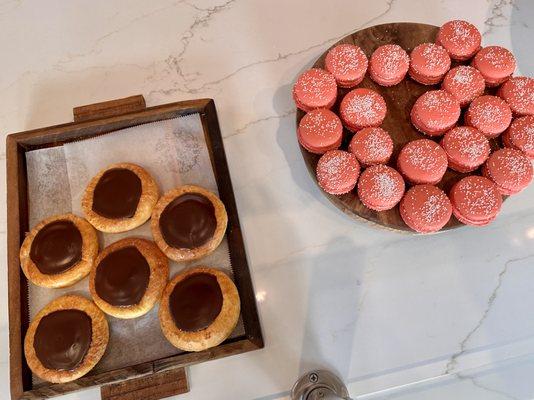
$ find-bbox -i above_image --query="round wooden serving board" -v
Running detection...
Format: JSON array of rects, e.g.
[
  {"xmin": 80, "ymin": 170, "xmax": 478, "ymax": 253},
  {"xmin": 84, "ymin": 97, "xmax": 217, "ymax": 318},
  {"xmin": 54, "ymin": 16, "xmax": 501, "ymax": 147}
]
[{"xmin": 297, "ymin": 22, "xmax": 502, "ymax": 233}]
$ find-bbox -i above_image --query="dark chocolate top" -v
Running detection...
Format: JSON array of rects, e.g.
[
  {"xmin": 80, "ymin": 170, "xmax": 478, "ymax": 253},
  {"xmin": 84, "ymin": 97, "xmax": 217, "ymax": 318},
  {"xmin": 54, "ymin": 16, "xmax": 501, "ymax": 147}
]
[
  {"xmin": 94, "ymin": 246, "xmax": 150, "ymax": 306},
  {"xmin": 33, "ymin": 310, "xmax": 92, "ymax": 371},
  {"xmin": 30, "ymin": 220, "xmax": 83, "ymax": 275},
  {"xmin": 169, "ymin": 273, "xmax": 223, "ymax": 332},
  {"xmin": 159, "ymin": 193, "xmax": 216, "ymax": 249},
  {"xmin": 92, "ymin": 168, "xmax": 142, "ymax": 219}
]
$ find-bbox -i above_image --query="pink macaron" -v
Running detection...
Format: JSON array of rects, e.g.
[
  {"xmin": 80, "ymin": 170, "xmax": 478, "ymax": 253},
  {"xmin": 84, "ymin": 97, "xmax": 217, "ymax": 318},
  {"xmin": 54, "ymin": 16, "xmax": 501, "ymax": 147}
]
[
  {"xmin": 409, "ymin": 43, "xmax": 451, "ymax": 85},
  {"xmin": 316, "ymin": 150, "xmax": 361, "ymax": 195},
  {"xmin": 325, "ymin": 44, "xmax": 368, "ymax": 88},
  {"xmin": 440, "ymin": 126, "xmax": 490, "ymax": 173},
  {"xmin": 472, "ymin": 46, "xmax": 516, "ymax": 87},
  {"xmin": 293, "ymin": 68, "xmax": 338, "ymax": 112},
  {"xmin": 357, "ymin": 164, "xmax": 405, "ymax": 211},
  {"xmin": 410, "ymin": 90, "xmax": 461, "ymax": 136},
  {"xmin": 436, "ymin": 20, "xmax": 482, "ymax": 61},
  {"xmin": 502, "ymin": 115, "xmax": 534, "ymax": 159},
  {"xmin": 348, "ymin": 127, "xmax": 394, "ymax": 167},
  {"xmin": 482, "ymin": 148, "xmax": 533, "ymax": 195},
  {"xmin": 465, "ymin": 95, "xmax": 512, "ymax": 139},
  {"xmin": 397, "ymin": 139, "xmax": 448, "ymax": 184},
  {"xmin": 498, "ymin": 76, "xmax": 534, "ymax": 116},
  {"xmin": 369, "ymin": 44, "xmax": 410, "ymax": 86},
  {"xmin": 339, "ymin": 88, "xmax": 387, "ymax": 132},
  {"xmin": 297, "ymin": 109, "xmax": 343, "ymax": 154},
  {"xmin": 400, "ymin": 184, "xmax": 452, "ymax": 233},
  {"xmin": 442, "ymin": 65, "xmax": 485, "ymax": 107},
  {"xmin": 450, "ymin": 175, "xmax": 502, "ymax": 226}
]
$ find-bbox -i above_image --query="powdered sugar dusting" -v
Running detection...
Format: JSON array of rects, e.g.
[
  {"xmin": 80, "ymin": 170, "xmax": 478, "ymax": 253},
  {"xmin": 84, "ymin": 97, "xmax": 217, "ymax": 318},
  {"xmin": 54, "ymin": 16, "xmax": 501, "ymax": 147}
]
[
  {"xmin": 316, "ymin": 150, "xmax": 359, "ymax": 192},
  {"xmin": 443, "ymin": 66, "xmax": 485, "ymax": 105},
  {"xmin": 341, "ymin": 89, "xmax": 386, "ymax": 126},
  {"xmin": 351, "ymin": 128, "xmax": 392, "ymax": 162},
  {"xmin": 443, "ymin": 126, "xmax": 490, "ymax": 163},
  {"xmin": 476, "ymin": 46, "xmax": 515, "ymax": 71},
  {"xmin": 467, "ymin": 96, "xmax": 512, "ymax": 133},
  {"xmin": 326, "ymin": 44, "xmax": 368, "ymax": 77},
  {"xmin": 294, "ymin": 68, "xmax": 337, "ymax": 104},
  {"xmin": 508, "ymin": 116, "xmax": 534, "ymax": 153},
  {"xmin": 500, "ymin": 77, "xmax": 534, "ymax": 114},
  {"xmin": 453, "ymin": 176, "xmax": 501, "ymax": 217},
  {"xmin": 359, "ymin": 165, "xmax": 403, "ymax": 204},
  {"xmin": 401, "ymin": 139, "xmax": 445, "ymax": 172},
  {"xmin": 411, "ymin": 43, "xmax": 450, "ymax": 75},
  {"xmin": 487, "ymin": 148, "xmax": 533, "ymax": 188},
  {"xmin": 299, "ymin": 110, "xmax": 342, "ymax": 144},
  {"xmin": 403, "ymin": 186, "xmax": 451, "ymax": 225},
  {"xmin": 371, "ymin": 44, "xmax": 409, "ymax": 79}
]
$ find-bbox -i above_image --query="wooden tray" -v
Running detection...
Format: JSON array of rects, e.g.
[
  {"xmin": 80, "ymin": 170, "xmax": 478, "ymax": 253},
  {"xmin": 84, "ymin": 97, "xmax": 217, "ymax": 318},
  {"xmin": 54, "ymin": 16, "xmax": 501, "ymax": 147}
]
[
  {"xmin": 297, "ymin": 22, "xmax": 501, "ymax": 232},
  {"xmin": 6, "ymin": 96, "xmax": 263, "ymax": 399}
]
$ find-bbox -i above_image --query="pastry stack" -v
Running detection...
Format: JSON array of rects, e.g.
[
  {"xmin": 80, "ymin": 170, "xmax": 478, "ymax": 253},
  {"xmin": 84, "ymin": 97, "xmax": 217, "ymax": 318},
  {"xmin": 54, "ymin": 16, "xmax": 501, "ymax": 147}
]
[{"xmin": 20, "ymin": 163, "xmax": 240, "ymax": 383}]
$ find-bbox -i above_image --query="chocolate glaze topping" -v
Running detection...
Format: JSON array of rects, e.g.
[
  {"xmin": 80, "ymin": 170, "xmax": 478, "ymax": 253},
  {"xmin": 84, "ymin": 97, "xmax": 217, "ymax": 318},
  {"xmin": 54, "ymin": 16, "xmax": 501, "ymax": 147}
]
[
  {"xmin": 169, "ymin": 273, "xmax": 223, "ymax": 332},
  {"xmin": 33, "ymin": 310, "xmax": 92, "ymax": 371},
  {"xmin": 30, "ymin": 220, "xmax": 82, "ymax": 275},
  {"xmin": 92, "ymin": 168, "xmax": 142, "ymax": 219},
  {"xmin": 95, "ymin": 246, "xmax": 150, "ymax": 306},
  {"xmin": 159, "ymin": 193, "xmax": 216, "ymax": 249}
]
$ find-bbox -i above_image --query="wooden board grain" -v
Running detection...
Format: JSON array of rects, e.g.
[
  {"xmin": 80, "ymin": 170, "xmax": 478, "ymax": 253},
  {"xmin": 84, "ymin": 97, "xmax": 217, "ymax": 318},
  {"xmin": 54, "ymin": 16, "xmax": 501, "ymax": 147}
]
[
  {"xmin": 101, "ymin": 368, "xmax": 189, "ymax": 400},
  {"xmin": 297, "ymin": 22, "xmax": 503, "ymax": 232}
]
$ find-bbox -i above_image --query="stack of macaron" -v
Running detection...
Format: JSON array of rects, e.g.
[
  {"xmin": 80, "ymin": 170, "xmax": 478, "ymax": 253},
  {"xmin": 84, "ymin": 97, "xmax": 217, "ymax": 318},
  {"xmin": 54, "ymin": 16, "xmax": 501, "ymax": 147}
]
[{"xmin": 293, "ymin": 19, "xmax": 534, "ymax": 234}]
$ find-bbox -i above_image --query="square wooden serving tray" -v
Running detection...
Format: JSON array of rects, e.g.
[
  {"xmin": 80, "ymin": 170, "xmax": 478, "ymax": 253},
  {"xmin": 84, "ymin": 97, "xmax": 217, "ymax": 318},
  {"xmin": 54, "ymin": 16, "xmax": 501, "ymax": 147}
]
[{"xmin": 6, "ymin": 95, "xmax": 263, "ymax": 400}]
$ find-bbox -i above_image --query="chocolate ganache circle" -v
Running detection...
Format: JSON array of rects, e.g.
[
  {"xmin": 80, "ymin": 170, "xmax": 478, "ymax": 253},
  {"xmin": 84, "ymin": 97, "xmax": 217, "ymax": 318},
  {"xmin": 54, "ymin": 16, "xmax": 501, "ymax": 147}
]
[
  {"xmin": 30, "ymin": 220, "xmax": 83, "ymax": 275},
  {"xmin": 159, "ymin": 193, "xmax": 217, "ymax": 249},
  {"xmin": 92, "ymin": 168, "xmax": 142, "ymax": 219},
  {"xmin": 169, "ymin": 273, "xmax": 223, "ymax": 332},
  {"xmin": 33, "ymin": 310, "xmax": 92, "ymax": 371},
  {"xmin": 95, "ymin": 246, "xmax": 150, "ymax": 306}
]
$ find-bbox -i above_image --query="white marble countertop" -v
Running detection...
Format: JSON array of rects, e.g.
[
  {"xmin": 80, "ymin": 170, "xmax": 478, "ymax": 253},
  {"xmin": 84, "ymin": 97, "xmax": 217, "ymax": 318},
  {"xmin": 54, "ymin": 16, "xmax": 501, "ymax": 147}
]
[{"xmin": 1, "ymin": 0, "xmax": 534, "ymax": 399}]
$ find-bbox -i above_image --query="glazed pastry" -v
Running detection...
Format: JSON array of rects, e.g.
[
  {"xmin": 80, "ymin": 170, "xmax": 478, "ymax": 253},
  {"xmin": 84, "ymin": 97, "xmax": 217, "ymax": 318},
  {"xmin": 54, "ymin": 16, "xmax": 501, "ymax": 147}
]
[
  {"xmin": 82, "ymin": 163, "xmax": 159, "ymax": 233},
  {"xmin": 159, "ymin": 267, "xmax": 240, "ymax": 352},
  {"xmin": 19, "ymin": 213, "xmax": 98, "ymax": 288},
  {"xmin": 151, "ymin": 185, "xmax": 227, "ymax": 262},
  {"xmin": 24, "ymin": 294, "xmax": 109, "ymax": 383},
  {"xmin": 89, "ymin": 238, "xmax": 168, "ymax": 319}
]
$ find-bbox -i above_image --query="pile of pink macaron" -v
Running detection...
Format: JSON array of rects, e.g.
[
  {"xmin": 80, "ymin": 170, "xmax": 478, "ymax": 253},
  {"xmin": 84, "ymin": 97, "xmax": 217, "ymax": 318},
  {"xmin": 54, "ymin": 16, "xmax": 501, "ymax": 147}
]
[{"xmin": 294, "ymin": 20, "xmax": 534, "ymax": 233}]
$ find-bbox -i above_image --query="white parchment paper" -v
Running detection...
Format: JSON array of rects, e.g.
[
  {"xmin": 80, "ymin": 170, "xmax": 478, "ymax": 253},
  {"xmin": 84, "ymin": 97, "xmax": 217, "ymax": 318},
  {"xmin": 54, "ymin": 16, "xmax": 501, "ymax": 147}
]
[{"xmin": 24, "ymin": 114, "xmax": 244, "ymax": 381}]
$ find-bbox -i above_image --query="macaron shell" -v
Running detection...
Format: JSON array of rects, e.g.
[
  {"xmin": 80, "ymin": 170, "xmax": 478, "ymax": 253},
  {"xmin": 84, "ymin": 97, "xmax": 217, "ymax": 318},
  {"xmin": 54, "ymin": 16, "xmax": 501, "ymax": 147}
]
[
  {"xmin": 397, "ymin": 139, "xmax": 448, "ymax": 185},
  {"xmin": 400, "ymin": 185, "xmax": 452, "ymax": 233},
  {"xmin": 325, "ymin": 44, "xmax": 368, "ymax": 88},
  {"xmin": 316, "ymin": 150, "xmax": 361, "ymax": 195},
  {"xmin": 369, "ymin": 44, "xmax": 409, "ymax": 86},
  {"xmin": 449, "ymin": 175, "xmax": 502, "ymax": 223},
  {"xmin": 498, "ymin": 76, "xmax": 534, "ymax": 116},
  {"xmin": 502, "ymin": 115, "xmax": 534, "ymax": 158},
  {"xmin": 293, "ymin": 68, "xmax": 338, "ymax": 111},
  {"xmin": 483, "ymin": 148, "xmax": 533, "ymax": 194},
  {"xmin": 465, "ymin": 95, "xmax": 512, "ymax": 138},
  {"xmin": 442, "ymin": 65, "xmax": 485, "ymax": 107},
  {"xmin": 298, "ymin": 109, "xmax": 343, "ymax": 154},
  {"xmin": 411, "ymin": 90, "xmax": 461, "ymax": 136},
  {"xmin": 473, "ymin": 46, "xmax": 516, "ymax": 84},
  {"xmin": 409, "ymin": 43, "xmax": 451, "ymax": 82},
  {"xmin": 452, "ymin": 206, "xmax": 496, "ymax": 226},
  {"xmin": 357, "ymin": 164, "xmax": 405, "ymax": 211},
  {"xmin": 339, "ymin": 88, "xmax": 387, "ymax": 131},
  {"xmin": 348, "ymin": 127, "xmax": 393, "ymax": 166},
  {"xmin": 436, "ymin": 20, "xmax": 482, "ymax": 61},
  {"xmin": 441, "ymin": 126, "xmax": 490, "ymax": 170}
]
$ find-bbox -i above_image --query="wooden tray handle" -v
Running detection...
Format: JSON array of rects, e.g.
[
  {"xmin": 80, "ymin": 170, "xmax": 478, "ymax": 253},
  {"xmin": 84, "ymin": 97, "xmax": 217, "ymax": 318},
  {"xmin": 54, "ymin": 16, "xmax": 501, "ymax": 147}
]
[
  {"xmin": 100, "ymin": 367, "xmax": 189, "ymax": 400},
  {"xmin": 73, "ymin": 95, "xmax": 146, "ymax": 122}
]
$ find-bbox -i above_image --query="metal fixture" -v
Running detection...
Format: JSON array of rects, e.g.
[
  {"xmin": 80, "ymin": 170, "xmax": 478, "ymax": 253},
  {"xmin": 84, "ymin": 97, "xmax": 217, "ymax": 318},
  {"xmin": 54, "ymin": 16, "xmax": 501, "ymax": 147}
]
[{"xmin": 291, "ymin": 370, "xmax": 352, "ymax": 400}]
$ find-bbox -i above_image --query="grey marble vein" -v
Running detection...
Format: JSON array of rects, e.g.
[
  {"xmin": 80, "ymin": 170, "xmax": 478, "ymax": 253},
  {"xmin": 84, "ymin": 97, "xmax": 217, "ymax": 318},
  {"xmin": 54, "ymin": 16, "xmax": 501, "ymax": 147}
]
[
  {"xmin": 483, "ymin": 0, "xmax": 516, "ymax": 36},
  {"xmin": 444, "ymin": 254, "xmax": 534, "ymax": 374},
  {"xmin": 151, "ymin": 0, "xmax": 396, "ymax": 96},
  {"xmin": 229, "ymin": 109, "xmax": 296, "ymax": 137},
  {"xmin": 456, "ymin": 372, "xmax": 520, "ymax": 400}
]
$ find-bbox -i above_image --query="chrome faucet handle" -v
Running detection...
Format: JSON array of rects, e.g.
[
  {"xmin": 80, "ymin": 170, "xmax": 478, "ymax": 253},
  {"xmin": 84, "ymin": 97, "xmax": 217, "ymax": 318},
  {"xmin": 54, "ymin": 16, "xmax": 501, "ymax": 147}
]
[{"xmin": 291, "ymin": 370, "xmax": 352, "ymax": 400}]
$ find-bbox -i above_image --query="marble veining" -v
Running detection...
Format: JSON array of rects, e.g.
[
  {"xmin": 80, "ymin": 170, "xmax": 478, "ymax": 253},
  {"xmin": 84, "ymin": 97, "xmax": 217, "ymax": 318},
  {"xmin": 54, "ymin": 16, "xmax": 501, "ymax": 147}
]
[{"xmin": 1, "ymin": 1, "xmax": 534, "ymax": 399}]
